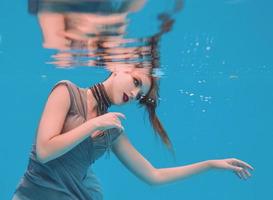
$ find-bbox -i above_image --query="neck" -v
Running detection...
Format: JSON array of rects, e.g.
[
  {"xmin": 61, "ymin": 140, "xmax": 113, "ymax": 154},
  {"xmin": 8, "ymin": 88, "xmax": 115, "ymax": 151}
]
[
  {"xmin": 101, "ymin": 77, "xmax": 114, "ymax": 104},
  {"xmin": 88, "ymin": 76, "xmax": 114, "ymax": 114},
  {"xmin": 87, "ymin": 89, "xmax": 98, "ymax": 112}
]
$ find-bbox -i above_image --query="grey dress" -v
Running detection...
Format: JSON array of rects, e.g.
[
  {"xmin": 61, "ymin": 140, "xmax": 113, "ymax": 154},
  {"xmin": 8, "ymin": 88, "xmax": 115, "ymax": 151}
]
[{"xmin": 12, "ymin": 80, "xmax": 122, "ymax": 200}]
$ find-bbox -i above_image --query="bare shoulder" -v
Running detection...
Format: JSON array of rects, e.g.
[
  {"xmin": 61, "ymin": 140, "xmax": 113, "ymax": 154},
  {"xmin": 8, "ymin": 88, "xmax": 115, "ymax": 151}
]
[
  {"xmin": 48, "ymin": 83, "xmax": 71, "ymax": 106},
  {"xmin": 44, "ymin": 83, "xmax": 72, "ymax": 115}
]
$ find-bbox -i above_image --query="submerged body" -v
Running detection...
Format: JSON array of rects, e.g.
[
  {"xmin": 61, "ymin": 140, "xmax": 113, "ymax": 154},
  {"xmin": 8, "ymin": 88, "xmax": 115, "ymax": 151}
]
[
  {"xmin": 12, "ymin": 80, "xmax": 121, "ymax": 200},
  {"xmin": 12, "ymin": 77, "xmax": 254, "ymax": 199}
]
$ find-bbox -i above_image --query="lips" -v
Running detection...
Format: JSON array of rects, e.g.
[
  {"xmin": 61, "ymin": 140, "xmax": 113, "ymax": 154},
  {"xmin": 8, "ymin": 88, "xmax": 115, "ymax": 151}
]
[{"xmin": 123, "ymin": 93, "xmax": 129, "ymax": 102}]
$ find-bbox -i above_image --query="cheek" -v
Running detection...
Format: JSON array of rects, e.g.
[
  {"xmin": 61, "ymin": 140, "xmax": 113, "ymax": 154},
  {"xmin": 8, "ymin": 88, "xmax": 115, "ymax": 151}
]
[
  {"xmin": 118, "ymin": 76, "xmax": 133, "ymax": 90},
  {"xmin": 113, "ymin": 74, "xmax": 133, "ymax": 95},
  {"xmin": 112, "ymin": 79, "xmax": 126, "ymax": 101}
]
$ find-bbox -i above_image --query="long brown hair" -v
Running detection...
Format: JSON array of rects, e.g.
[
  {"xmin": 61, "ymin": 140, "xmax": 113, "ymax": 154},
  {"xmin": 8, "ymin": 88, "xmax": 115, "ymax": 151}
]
[
  {"xmin": 136, "ymin": 69, "xmax": 175, "ymax": 158},
  {"xmin": 104, "ymin": 69, "xmax": 175, "ymax": 156},
  {"xmin": 136, "ymin": 13, "xmax": 179, "ymax": 157}
]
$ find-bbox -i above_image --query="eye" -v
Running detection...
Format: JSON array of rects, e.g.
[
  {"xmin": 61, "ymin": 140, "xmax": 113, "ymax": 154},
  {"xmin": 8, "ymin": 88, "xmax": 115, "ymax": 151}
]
[{"xmin": 133, "ymin": 77, "xmax": 140, "ymax": 87}]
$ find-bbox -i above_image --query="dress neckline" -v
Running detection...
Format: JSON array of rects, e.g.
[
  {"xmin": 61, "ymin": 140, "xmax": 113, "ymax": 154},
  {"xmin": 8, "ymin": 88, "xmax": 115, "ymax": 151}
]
[
  {"xmin": 83, "ymin": 87, "xmax": 105, "ymax": 141},
  {"xmin": 84, "ymin": 88, "xmax": 96, "ymax": 121},
  {"xmin": 82, "ymin": 85, "xmax": 116, "ymax": 158}
]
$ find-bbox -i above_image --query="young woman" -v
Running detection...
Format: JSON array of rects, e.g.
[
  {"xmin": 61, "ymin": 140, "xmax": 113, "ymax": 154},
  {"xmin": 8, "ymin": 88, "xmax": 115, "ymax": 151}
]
[{"xmin": 12, "ymin": 66, "xmax": 254, "ymax": 200}]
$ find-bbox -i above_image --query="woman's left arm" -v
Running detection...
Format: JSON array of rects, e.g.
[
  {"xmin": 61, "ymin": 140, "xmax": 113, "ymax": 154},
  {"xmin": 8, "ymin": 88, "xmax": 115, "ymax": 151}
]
[{"xmin": 111, "ymin": 132, "xmax": 254, "ymax": 186}]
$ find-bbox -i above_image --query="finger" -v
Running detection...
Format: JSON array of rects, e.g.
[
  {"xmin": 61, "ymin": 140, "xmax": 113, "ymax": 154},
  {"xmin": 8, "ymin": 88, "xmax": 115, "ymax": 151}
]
[
  {"xmin": 236, "ymin": 170, "xmax": 247, "ymax": 180},
  {"xmin": 114, "ymin": 118, "xmax": 123, "ymax": 128},
  {"xmin": 113, "ymin": 118, "xmax": 121, "ymax": 124},
  {"xmin": 114, "ymin": 112, "xmax": 126, "ymax": 119},
  {"xmin": 116, "ymin": 128, "xmax": 124, "ymax": 133},
  {"xmin": 115, "ymin": 123, "xmax": 124, "ymax": 131},
  {"xmin": 229, "ymin": 165, "xmax": 243, "ymax": 172},
  {"xmin": 239, "ymin": 171, "xmax": 246, "ymax": 180},
  {"xmin": 243, "ymin": 169, "xmax": 252, "ymax": 178},
  {"xmin": 119, "ymin": 126, "xmax": 124, "ymax": 131},
  {"xmin": 234, "ymin": 171, "xmax": 242, "ymax": 179},
  {"xmin": 114, "ymin": 119, "xmax": 121, "ymax": 126},
  {"xmin": 241, "ymin": 170, "xmax": 249, "ymax": 180},
  {"xmin": 238, "ymin": 161, "xmax": 254, "ymax": 171},
  {"xmin": 234, "ymin": 159, "xmax": 254, "ymax": 170},
  {"xmin": 91, "ymin": 130, "xmax": 102, "ymax": 138}
]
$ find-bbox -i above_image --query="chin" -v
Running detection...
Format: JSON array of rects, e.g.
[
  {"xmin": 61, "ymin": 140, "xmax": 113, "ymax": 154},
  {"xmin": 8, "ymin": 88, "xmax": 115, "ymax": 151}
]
[
  {"xmin": 116, "ymin": 102, "xmax": 123, "ymax": 106},
  {"xmin": 114, "ymin": 99, "xmax": 124, "ymax": 105},
  {"xmin": 120, "ymin": 100, "xmax": 129, "ymax": 105},
  {"xmin": 114, "ymin": 97, "xmax": 129, "ymax": 105},
  {"xmin": 121, "ymin": 101, "xmax": 128, "ymax": 105}
]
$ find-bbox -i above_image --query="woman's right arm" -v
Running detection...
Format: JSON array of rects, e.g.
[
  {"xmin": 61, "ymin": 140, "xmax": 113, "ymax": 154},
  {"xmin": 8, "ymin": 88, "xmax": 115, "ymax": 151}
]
[
  {"xmin": 36, "ymin": 84, "xmax": 97, "ymax": 164},
  {"xmin": 36, "ymin": 83, "xmax": 125, "ymax": 164}
]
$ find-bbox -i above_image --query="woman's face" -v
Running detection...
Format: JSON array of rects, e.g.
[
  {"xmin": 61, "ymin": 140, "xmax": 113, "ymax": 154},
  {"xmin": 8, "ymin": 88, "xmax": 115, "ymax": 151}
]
[{"xmin": 111, "ymin": 68, "xmax": 152, "ymax": 105}]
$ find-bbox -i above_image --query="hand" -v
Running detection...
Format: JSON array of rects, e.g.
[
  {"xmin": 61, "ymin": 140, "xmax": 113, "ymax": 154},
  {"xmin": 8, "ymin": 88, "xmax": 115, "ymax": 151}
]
[
  {"xmin": 208, "ymin": 158, "xmax": 254, "ymax": 180},
  {"xmin": 90, "ymin": 112, "xmax": 126, "ymax": 135}
]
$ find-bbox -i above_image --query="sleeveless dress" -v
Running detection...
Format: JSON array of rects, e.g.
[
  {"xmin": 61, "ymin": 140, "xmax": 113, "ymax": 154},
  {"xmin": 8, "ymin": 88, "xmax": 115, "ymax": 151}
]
[{"xmin": 12, "ymin": 80, "xmax": 122, "ymax": 200}]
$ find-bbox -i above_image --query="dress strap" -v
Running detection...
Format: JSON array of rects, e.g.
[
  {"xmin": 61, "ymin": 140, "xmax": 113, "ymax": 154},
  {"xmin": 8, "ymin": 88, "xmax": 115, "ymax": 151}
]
[{"xmin": 49, "ymin": 80, "xmax": 85, "ymax": 117}]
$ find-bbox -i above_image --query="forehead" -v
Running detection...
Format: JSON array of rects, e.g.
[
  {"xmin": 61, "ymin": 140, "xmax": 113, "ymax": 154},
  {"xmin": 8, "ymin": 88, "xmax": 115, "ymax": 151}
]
[{"xmin": 131, "ymin": 69, "xmax": 152, "ymax": 95}]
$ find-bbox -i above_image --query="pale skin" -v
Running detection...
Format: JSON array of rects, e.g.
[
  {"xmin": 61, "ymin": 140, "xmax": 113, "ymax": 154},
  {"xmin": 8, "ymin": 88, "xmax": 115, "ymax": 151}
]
[{"xmin": 35, "ymin": 67, "xmax": 254, "ymax": 187}]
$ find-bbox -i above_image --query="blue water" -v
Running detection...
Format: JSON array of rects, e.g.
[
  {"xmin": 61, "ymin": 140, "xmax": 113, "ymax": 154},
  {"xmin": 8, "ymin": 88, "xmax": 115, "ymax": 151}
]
[{"xmin": 1, "ymin": 0, "xmax": 273, "ymax": 199}]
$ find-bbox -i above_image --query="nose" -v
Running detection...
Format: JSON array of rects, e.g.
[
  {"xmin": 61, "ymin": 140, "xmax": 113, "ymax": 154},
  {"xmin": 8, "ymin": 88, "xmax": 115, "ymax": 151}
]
[{"xmin": 129, "ymin": 89, "xmax": 140, "ymax": 100}]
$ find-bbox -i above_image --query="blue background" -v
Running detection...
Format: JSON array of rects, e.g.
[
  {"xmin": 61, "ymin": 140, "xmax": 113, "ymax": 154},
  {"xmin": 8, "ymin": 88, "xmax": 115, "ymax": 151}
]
[{"xmin": 1, "ymin": 0, "xmax": 273, "ymax": 199}]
